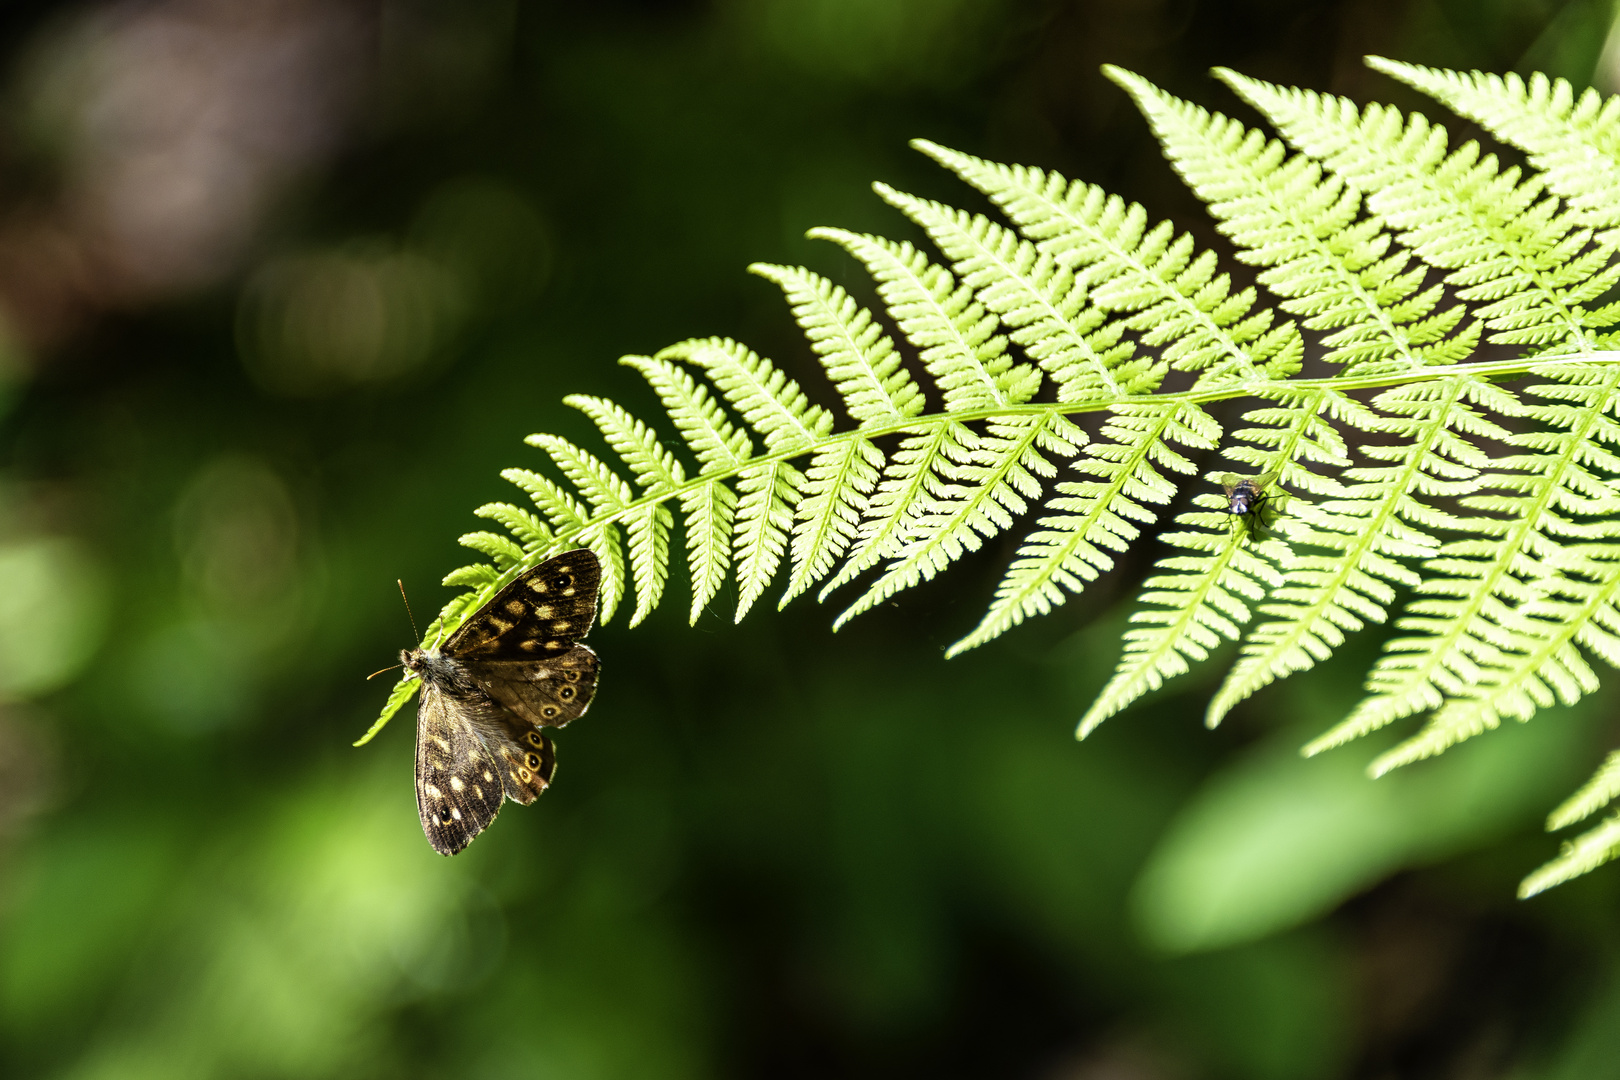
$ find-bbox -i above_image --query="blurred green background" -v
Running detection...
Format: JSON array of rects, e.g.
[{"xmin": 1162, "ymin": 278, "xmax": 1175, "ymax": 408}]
[{"xmin": 1, "ymin": 1, "xmax": 1620, "ymax": 1077}]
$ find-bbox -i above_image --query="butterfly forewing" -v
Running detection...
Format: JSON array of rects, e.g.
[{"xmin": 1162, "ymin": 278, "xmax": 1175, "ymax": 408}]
[{"xmin": 444, "ymin": 550, "xmax": 601, "ymax": 661}]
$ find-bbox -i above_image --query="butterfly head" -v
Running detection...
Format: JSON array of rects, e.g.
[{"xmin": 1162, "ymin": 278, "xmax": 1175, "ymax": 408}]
[{"xmin": 401, "ymin": 645, "xmax": 445, "ymax": 681}]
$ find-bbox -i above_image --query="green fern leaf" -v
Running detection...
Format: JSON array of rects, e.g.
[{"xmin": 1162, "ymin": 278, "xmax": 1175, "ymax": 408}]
[
  {"xmin": 914, "ymin": 138, "xmax": 1301, "ymax": 383},
  {"xmin": 1547, "ymin": 750, "xmax": 1620, "ymax": 830},
  {"xmin": 1218, "ymin": 68, "xmax": 1620, "ymax": 351},
  {"xmin": 748, "ymin": 262, "xmax": 924, "ymax": 424},
  {"xmin": 682, "ymin": 480, "xmax": 735, "ymax": 623},
  {"xmin": 458, "ymin": 530, "xmax": 524, "ymax": 569},
  {"xmin": 838, "ymin": 413, "xmax": 1082, "ymax": 627},
  {"xmin": 472, "ymin": 501, "xmax": 551, "ymax": 550},
  {"xmin": 1368, "ymin": 57, "xmax": 1620, "ymax": 232},
  {"xmin": 732, "ymin": 459, "xmax": 802, "ymax": 621},
  {"xmin": 949, "ymin": 402, "xmax": 1216, "ymax": 656},
  {"xmin": 1520, "ymin": 813, "xmax": 1620, "ymax": 898},
  {"xmin": 863, "ymin": 191, "xmax": 1145, "ymax": 399},
  {"xmin": 820, "ymin": 421, "xmax": 958, "ymax": 597},
  {"xmin": 1112, "ymin": 65, "xmax": 1479, "ymax": 374}
]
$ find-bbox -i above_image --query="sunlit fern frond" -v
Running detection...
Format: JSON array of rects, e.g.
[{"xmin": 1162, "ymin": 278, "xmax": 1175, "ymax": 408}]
[{"xmin": 357, "ymin": 58, "xmax": 1620, "ymax": 897}]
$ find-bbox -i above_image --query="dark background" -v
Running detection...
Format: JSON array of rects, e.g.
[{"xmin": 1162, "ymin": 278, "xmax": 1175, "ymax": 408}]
[{"xmin": 0, "ymin": 1, "xmax": 1618, "ymax": 1077}]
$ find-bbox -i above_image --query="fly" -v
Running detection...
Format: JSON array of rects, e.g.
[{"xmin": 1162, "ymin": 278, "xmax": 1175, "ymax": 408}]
[{"xmin": 1220, "ymin": 470, "xmax": 1278, "ymax": 534}]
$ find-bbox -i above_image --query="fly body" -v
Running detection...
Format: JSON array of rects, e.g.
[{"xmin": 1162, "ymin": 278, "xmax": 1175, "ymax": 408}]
[{"xmin": 1219, "ymin": 470, "xmax": 1278, "ymax": 532}]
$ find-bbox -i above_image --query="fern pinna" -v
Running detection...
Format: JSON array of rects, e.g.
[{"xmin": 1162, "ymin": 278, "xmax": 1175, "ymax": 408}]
[{"xmin": 362, "ymin": 57, "xmax": 1620, "ymax": 897}]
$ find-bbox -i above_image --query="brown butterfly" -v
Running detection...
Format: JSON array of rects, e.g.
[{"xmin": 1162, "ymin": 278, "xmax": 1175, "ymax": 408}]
[{"xmin": 401, "ymin": 549, "xmax": 601, "ymax": 855}]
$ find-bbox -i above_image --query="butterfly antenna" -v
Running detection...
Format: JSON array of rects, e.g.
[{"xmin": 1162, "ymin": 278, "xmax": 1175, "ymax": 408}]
[
  {"xmin": 365, "ymin": 662, "xmax": 403, "ymax": 681},
  {"xmin": 397, "ymin": 579, "xmax": 421, "ymax": 641}
]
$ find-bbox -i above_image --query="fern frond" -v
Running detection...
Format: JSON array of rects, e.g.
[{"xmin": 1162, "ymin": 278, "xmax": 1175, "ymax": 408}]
[
  {"xmin": 783, "ymin": 438, "xmax": 883, "ymax": 606},
  {"xmin": 1214, "ymin": 376, "xmax": 1508, "ymax": 726},
  {"xmin": 458, "ymin": 530, "xmax": 524, "ymax": 569},
  {"xmin": 1078, "ymin": 498, "xmax": 1286, "ymax": 736},
  {"xmin": 837, "ymin": 415, "xmax": 1085, "ymax": 626},
  {"xmin": 1352, "ymin": 366, "xmax": 1620, "ymax": 773},
  {"xmin": 661, "ymin": 337, "xmax": 832, "ymax": 450},
  {"xmin": 1218, "ymin": 68, "xmax": 1620, "ymax": 351},
  {"xmin": 914, "ymin": 138, "xmax": 1303, "ymax": 384},
  {"xmin": 1080, "ymin": 385, "xmax": 1356, "ymax": 732},
  {"xmin": 1520, "ymin": 813, "xmax": 1620, "ymax": 898},
  {"xmin": 681, "ymin": 478, "xmax": 735, "ymax": 623},
  {"xmin": 948, "ymin": 402, "xmax": 1216, "ymax": 656},
  {"xmin": 732, "ymin": 460, "xmax": 802, "ymax": 621},
  {"xmin": 1111, "ymin": 65, "xmax": 1479, "ymax": 375},
  {"xmin": 621, "ymin": 355, "xmax": 752, "ymax": 473},
  {"xmin": 472, "ymin": 501, "xmax": 551, "ymax": 551},
  {"xmin": 1368, "ymin": 57, "xmax": 1620, "ymax": 232},
  {"xmin": 748, "ymin": 263, "xmax": 906, "ymax": 603},
  {"xmin": 820, "ymin": 421, "xmax": 959, "ymax": 597},
  {"xmin": 748, "ymin": 262, "xmax": 925, "ymax": 424},
  {"xmin": 855, "ymin": 193, "xmax": 1145, "ymax": 399},
  {"xmin": 1547, "ymin": 749, "xmax": 1620, "ymax": 829}
]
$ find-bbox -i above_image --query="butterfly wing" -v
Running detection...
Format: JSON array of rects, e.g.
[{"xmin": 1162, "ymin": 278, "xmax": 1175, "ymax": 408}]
[
  {"xmin": 444, "ymin": 549, "xmax": 601, "ymax": 661},
  {"xmin": 462, "ymin": 644, "xmax": 599, "ymax": 728},
  {"xmin": 485, "ymin": 720, "xmax": 559, "ymax": 806},
  {"xmin": 414, "ymin": 680, "xmax": 508, "ymax": 856}
]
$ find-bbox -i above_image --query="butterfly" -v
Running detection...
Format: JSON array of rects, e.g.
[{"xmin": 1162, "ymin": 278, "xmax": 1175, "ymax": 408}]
[{"xmin": 400, "ymin": 548, "xmax": 602, "ymax": 855}]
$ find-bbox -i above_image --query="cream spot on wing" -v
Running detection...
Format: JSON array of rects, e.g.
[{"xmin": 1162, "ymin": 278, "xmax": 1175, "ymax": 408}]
[
  {"xmin": 561, "ymin": 587, "xmax": 576, "ymax": 597},
  {"xmin": 472, "ymin": 786, "xmax": 483, "ymax": 799},
  {"xmin": 482, "ymin": 770, "xmax": 494, "ymax": 782},
  {"xmin": 426, "ymin": 784, "xmax": 442, "ymax": 798},
  {"xmin": 488, "ymin": 617, "xmax": 513, "ymax": 632},
  {"xmin": 506, "ymin": 600, "xmax": 526, "ymax": 616},
  {"xmin": 450, "ymin": 777, "xmax": 464, "ymax": 792},
  {"xmin": 550, "ymin": 620, "xmax": 572, "ymax": 633},
  {"xmin": 434, "ymin": 737, "xmax": 450, "ymax": 751},
  {"xmin": 534, "ymin": 604, "xmax": 554, "ymax": 617},
  {"xmin": 450, "ymin": 808, "xmax": 462, "ymax": 821}
]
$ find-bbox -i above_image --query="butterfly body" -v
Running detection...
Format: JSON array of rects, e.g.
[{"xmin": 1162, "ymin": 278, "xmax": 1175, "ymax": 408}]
[{"xmin": 404, "ymin": 549, "xmax": 602, "ymax": 855}]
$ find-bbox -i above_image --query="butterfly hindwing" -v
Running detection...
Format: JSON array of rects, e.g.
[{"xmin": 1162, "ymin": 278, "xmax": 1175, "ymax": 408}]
[
  {"xmin": 444, "ymin": 550, "xmax": 600, "ymax": 661},
  {"xmin": 462, "ymin": 644, "xmax": 599, "ymax": 728},
  {"xmin": 414, "ymin": 682, "xmax": 508, "ymax": 856},
  {"xmin": 493, "ymin": 724, "xmax": 558, "ymax": 805}
]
